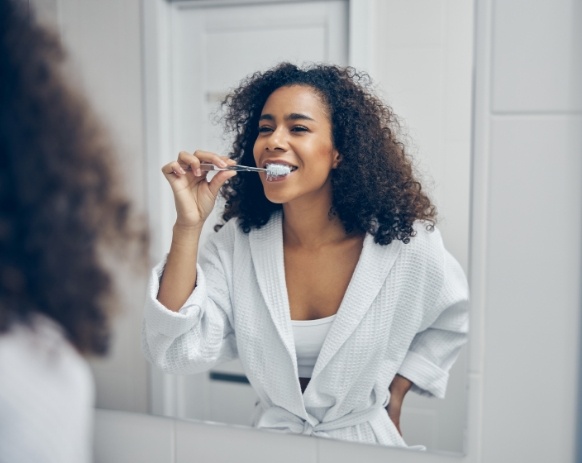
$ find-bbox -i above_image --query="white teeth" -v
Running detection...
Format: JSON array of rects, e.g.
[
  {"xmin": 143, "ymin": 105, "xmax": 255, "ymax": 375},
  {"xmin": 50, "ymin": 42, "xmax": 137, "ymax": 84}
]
[{"xmin": 265, "ymin": 164, "xmax": 292, "ymax": 179}]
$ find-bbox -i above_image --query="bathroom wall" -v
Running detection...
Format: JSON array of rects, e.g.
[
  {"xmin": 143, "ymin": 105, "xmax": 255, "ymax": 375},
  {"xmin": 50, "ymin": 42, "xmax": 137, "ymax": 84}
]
[
  {"xmin": 373, "ymin": 0, "xmax": 473, "ymax": 273},
  {"xmin": 31, "ymin": 0, "xmax": 582, "ymax": 461},
  {"xmin": 476, "ymin": 0, "xmax": 581, "ymax": 461}
]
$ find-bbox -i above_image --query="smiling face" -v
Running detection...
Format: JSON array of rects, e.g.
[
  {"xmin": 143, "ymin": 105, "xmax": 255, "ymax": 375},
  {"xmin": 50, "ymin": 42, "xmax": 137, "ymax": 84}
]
[{"xmin": 253, "ymin": 85, "xmax": 340, "ymax": 206}]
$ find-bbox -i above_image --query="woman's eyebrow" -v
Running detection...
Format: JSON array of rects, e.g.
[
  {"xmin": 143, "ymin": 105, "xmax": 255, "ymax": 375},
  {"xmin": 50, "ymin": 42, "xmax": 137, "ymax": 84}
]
[
  {"xmin": 258, "ymin": 113, "xmax": 315, "ymax": 121},
  {"xmin": 286, "ymin": 113, "xmax": 315, "ymax": 122}
]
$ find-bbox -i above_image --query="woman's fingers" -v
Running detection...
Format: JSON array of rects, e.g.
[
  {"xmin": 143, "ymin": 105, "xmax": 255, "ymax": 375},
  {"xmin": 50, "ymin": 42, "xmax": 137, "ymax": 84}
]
[
  {"xmin": 208, "ymin": 170, "xmax": 237, "ymax": 198},
  {"xmin": 163, "ymin": 149, "xmax": 225, "ymax": 178},
  {"xmin": 162, "ymin": 150, "xmax": 237, "ymax": 198},
  {"xmin": 162, "ymin": 151, "xmax": 237, "ymax": 198},
  {"xmin": 161, "ymin": 161, "xmax": 186, "ymax": 177},
  {"xmin": 179, "ymin": 150, "xmax": 230, "ymax": 175},
  {"xmin": 193, "ymin": 150, "xmax": 230, "ymax": 166},
  {"xmin": 160, "ymin": 150, "xmax": 238, "ymax": 228},
  {"xmin": 176, "ymin": 150, "xmax": 201, "ymax": 176}
]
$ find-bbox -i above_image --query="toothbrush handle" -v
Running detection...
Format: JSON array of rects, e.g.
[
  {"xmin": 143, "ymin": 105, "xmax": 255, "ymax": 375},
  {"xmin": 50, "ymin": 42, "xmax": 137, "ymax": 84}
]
[{"xmin": 200, "ymin": 163, "xmax": 266, "ymax": 173}]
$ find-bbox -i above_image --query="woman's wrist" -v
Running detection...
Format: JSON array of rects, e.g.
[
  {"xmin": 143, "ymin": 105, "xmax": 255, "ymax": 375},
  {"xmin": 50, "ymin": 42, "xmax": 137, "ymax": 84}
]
[{"xmin": 172, "ymin": 222, "xmax": 203, "ymax": 244}]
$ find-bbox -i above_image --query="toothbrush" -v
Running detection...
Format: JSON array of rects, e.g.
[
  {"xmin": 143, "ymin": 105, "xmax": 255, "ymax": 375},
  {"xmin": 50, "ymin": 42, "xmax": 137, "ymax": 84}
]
[{"xmin": 200, "ymin": 162, "xmax": 292, "ymax": 177}]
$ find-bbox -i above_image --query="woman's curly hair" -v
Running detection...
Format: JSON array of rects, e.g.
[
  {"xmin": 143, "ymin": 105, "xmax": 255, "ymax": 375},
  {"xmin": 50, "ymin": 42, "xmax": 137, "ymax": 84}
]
[
  {"xmin": 0, "ymin": 0, "xmax": 148, "ymax": 355},
  {"xmin": 218, "ymin": 62, "xmax": 436, "ymax": 244}
]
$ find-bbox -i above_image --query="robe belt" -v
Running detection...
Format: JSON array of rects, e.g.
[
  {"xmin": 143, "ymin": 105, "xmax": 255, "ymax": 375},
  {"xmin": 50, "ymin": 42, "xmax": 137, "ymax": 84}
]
[{"xmin": 256, "ymin": 405, "xmax": 385, "ymax": 437}]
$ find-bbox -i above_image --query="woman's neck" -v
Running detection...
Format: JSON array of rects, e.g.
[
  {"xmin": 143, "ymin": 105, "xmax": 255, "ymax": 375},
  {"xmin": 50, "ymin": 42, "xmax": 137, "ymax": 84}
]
[{"xmin": 282, "ymin": 200, "xmax": 350, "ymax": 249}]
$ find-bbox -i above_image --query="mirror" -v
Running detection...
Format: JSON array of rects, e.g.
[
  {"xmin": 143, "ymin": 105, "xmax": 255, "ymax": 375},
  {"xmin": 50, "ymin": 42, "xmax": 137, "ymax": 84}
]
[
  {"xmin": 37, "ymin": 0, "xmax": 473, "ymax": 456},
  {"xmin": 142, "ymin": 0, "xmax": 473, "ymax": 455}
]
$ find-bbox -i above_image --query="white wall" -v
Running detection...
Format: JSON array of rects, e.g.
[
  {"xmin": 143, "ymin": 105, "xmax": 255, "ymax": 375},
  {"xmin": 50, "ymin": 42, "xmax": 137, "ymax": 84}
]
[
  {"xmin": 477, "ymin": 0, "xmax": 581, "ymax": 461},
  {"xmin": 373, "ymin": 0, "xmax": 473, "ymax": 273}
]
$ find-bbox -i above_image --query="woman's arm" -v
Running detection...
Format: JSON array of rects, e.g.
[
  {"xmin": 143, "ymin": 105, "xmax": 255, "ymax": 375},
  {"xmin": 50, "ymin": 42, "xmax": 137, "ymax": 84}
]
[
  {"xmin": 397, "ymin": 242, "xmax": 469, "ymax": 398},
  {"xmin": 157, "ymin": 150, "xmax": 236, "ymax": 311},
  {"xmin": 141, "ymin": 151, "xmax": 239, "ymax": 374},
  {"xmin": 386, "ymin": 374, "xmax": 413, "ymax": 435},
  {"xmin": 157, "ymin": 223, "xmax": 203, "ymax": 311},
  {"xmin": 142, "ymin": 207, "xmax": 240, "ymax": 375}
]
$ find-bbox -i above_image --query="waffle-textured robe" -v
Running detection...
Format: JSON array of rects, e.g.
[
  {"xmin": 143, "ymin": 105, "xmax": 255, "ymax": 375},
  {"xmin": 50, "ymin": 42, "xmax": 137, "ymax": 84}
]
[{"xmin": 142, "ymin": 212, "xmax": 469, "ymax": 447}]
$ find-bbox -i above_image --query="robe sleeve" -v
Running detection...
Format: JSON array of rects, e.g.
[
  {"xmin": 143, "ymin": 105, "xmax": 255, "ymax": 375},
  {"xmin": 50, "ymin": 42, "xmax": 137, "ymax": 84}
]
[
  {"xmin": 397, "ymin": 240, "xmax": 469, "ymax": 399},
  {"xmin": 141, "ymin": 225, "xmax": 238, "ymax": 375}
]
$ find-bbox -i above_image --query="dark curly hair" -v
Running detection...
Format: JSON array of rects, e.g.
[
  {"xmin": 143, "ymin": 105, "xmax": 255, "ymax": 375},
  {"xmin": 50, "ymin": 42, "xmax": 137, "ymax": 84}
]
[
  {"xmin": 0, "ymin": 0, "xmax": 147, "ymax": 355},
  {"xmin": 218, "ymin": 62, "xmax": 436, "ymax": 245}
]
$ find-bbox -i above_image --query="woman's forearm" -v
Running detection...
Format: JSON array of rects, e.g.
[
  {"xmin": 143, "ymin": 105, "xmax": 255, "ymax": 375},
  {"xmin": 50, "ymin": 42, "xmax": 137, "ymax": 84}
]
[
  {"xmin": 386, "ymin": 374, "xmax": 413, "ymax": 435},
  {"xmin": 390, "ymin": 374, "xmax": 413, "ymax": 397},
  {"xmin": 157, "ymin": 224, "xmax": 203, "ymax": 312}
]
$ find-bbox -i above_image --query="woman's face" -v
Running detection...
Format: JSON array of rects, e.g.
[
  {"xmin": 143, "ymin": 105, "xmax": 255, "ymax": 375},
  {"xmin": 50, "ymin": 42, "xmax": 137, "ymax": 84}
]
[{"xmin": 253, "ymin": 85, "xmax": 340, "ymax": 206}]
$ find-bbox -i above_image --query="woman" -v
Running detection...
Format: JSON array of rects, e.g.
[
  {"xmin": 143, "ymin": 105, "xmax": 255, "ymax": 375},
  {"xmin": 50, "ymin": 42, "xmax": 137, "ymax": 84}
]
[
  {"xmin": 0, "ymin": 0, "xmax": 147, "ymax": 461},
  {"xmin": 143, "ymin": 63, "xmax": 468, "ymax": 447}
]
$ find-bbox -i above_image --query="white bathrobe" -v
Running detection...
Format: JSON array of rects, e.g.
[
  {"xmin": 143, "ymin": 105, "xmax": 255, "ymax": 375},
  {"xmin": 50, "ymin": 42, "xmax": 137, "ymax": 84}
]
[{"xmin": 142, "ymin": 212, "xmax": 469, "ymax": 447}]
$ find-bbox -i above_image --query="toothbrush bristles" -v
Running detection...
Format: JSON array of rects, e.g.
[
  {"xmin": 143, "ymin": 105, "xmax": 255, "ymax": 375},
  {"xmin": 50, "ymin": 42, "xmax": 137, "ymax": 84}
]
[{"xmin": 266, "ymin": 164, "xmax": 292, "ymax": 177}]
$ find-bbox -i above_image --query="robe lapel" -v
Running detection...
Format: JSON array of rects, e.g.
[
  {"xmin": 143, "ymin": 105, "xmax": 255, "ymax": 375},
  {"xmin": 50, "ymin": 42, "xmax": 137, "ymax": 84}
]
[
  {"xmin": 310, "ymin": 234, "xmax": 403, "ymax": 380},
  {"xmin": 247, "ymin": 213, "xmax": 299, "ymax": 377}
]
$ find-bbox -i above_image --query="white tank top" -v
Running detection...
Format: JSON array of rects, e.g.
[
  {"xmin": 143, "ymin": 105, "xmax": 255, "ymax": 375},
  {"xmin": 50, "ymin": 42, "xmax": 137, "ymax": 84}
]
[{"xmin": 291, "ymin": 314, "xmax": 336, "ymax": 378}]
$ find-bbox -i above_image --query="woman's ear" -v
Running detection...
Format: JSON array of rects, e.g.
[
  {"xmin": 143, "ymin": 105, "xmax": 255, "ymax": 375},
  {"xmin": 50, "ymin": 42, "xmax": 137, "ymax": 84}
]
[{"xmin": 332, "ymin": 150, "xmax": 341, "ymax": 168}]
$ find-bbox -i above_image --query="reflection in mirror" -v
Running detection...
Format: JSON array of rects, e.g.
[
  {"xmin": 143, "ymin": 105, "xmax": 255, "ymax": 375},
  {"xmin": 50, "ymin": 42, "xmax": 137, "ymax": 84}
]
[{"xmin": 143, "ymin": 0, "xmax": 473, "ymax": 454}]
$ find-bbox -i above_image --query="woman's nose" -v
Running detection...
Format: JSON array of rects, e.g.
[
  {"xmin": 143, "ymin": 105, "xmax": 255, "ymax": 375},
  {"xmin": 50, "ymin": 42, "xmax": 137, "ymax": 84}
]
[{"xmin": 266, "ymin": 127, "xmax": 286, "ymax": 151}]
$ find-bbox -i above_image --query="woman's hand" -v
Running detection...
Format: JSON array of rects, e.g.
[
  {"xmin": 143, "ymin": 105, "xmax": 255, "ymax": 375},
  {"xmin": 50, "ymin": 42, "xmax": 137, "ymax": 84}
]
[
  {"xmin": 161, "ymin": 150, "xmax": 237, "ymax": 229},
  {"xmin": 386, "ymin": 374, "xmax": 413, "ymax": 435},
  {"xmin": 157, "ymin": 150, "xmax": 236, "ymax": 311}
]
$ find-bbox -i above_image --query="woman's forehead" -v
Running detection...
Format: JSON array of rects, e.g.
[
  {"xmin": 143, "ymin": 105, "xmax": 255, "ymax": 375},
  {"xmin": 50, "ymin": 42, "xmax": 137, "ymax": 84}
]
[{"xmin": 261, "ymin": 85, "xmax": 330, "ymax": 118}]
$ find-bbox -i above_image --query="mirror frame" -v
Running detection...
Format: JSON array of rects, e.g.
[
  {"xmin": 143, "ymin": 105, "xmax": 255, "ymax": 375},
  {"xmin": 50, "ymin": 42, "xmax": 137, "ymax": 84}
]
[{"xmin": 142, "ymin": 0, "xmax": 481, "ymax": 459}]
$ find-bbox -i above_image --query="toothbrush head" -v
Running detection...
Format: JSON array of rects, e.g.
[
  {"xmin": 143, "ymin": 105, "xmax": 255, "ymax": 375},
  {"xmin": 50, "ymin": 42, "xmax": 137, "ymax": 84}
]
[{"xmin": 265, "ymin": 164, "xmax": 292, "ymax": 178}]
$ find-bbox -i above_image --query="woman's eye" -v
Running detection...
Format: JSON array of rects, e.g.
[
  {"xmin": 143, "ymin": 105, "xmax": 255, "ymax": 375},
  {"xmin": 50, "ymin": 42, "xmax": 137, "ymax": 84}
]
[
  {"xmin": 258, "ymin": 126, "xmax": 273, "ymax": 133},
  {"xmin": 291, "ymin": 125, "xmax": 308, "ymax": 132}
]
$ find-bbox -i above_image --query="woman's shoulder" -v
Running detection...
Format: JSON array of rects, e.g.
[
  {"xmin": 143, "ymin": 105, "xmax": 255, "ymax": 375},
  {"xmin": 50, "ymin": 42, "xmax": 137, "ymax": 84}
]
[
  {"xmin": 0, "ymin": 314, "xmax": 93, "ymax": 391},
  {"xmin": 206, "ymin": 216, "xmax": 239, "ymax": 239},
  {"xmin": 396, "ymin": 221, "xmax": 448, "ymax": 270},
  {"xmin": 402, "ymin": 221, "xmax": 467, "ymax": 288},
  {"xmin": 408, "ymin": 220, "xmax": 445, "ymax": 251},
  {"xmin": 201, "ymin": 216, "xmax": 250, "ymax": 255},
  {"xmin": 0, "ymin": 314, "xmax": 94, "ymax": 461},
  {"xmin": 207, "ymin": 211, "xmax": 281, "ymax": 247}
]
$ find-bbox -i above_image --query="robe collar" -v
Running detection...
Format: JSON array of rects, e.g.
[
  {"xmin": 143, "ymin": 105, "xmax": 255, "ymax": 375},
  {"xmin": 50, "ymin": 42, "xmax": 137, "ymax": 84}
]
[{"xmin": 248, "ymin": 212, "xmax": 403, "ymax": 389}]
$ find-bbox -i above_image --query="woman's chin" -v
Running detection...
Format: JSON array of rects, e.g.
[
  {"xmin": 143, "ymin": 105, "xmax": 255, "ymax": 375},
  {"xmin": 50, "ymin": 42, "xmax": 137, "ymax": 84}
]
[{"xmin": 264, "ymin": 193, "xmax": 287, "ymax": 205}]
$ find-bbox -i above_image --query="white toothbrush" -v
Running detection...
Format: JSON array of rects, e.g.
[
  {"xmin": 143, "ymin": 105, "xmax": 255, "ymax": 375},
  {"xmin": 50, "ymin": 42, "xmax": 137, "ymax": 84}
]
[{"xmin": 200, "ymin": 162, "xmax": 292, "ymax": 177}]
